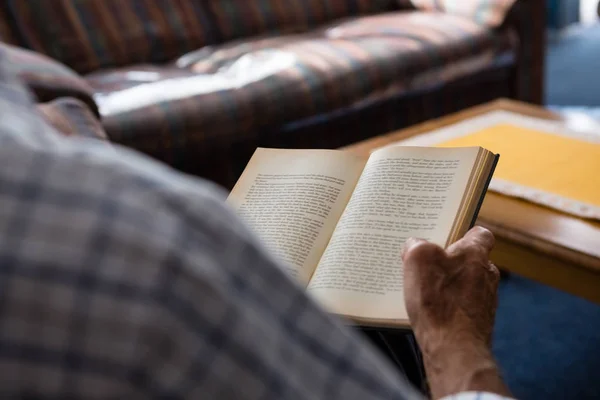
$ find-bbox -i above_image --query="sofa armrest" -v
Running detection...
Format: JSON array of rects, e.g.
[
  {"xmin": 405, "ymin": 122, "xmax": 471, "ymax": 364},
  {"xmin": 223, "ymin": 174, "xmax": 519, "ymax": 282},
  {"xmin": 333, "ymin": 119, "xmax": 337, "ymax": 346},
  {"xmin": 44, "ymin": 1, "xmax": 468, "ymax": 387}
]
[
  {"xmin": 505, "ymin": 0, "xmax": 546, "ymax": 104},
  {"xmin": 396, "ymin": 0, "xmax": 545, "ymax": 104},
  {"xmin": 2, "ymin": 43, "xmax": 99, "ymax": 116},
  {"xmin": 397, "ymin": 0, "xmax": 519, "ymax": 27}
]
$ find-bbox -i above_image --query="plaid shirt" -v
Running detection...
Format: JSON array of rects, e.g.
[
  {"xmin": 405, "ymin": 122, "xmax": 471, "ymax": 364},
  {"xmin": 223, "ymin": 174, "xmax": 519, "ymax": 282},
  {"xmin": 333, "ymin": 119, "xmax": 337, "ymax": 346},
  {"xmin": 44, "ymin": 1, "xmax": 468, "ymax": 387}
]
[{"xmin": 0, "ymin": 50, "xmax": 512, "ymax": 399}]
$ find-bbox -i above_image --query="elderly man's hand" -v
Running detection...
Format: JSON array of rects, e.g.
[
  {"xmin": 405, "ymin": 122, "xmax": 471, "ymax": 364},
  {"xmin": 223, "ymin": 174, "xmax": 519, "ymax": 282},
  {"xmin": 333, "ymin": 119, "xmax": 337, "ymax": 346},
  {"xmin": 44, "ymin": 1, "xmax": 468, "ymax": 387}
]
[
  {"xmin": 402, "ymin": 227, "xmax": 510, "ymax": 399},
  {"xmin": 403, "ymin": 226, "xmax": 499, "ymax": 349}
]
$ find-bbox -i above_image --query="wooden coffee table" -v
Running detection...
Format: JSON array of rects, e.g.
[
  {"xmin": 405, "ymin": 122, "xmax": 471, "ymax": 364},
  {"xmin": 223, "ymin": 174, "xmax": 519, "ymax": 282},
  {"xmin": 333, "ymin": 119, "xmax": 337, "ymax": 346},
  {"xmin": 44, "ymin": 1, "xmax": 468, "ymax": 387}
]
[{"xmin": 343, "ymin": 99, "xmax": 600, "ymax": 304}]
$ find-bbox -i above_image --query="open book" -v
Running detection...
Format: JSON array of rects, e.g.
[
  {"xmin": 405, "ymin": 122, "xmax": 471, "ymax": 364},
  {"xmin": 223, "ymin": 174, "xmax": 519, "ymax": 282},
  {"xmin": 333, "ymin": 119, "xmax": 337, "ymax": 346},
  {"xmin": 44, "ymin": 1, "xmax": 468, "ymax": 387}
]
[{"xmin": 228, "ymin": 146, "xmax": 498, "ymax": 328}]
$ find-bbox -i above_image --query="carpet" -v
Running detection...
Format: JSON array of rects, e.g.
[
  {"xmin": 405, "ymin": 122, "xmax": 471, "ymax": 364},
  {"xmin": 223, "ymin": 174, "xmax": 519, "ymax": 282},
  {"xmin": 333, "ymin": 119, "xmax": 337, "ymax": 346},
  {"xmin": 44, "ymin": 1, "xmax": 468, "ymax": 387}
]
[
  {"xmin": 546, "ymin": 23, "xmax": 600, "ymax": 106},
  {"xmin": 493, "ymin": 274, "xmax": 600, "ymax": 399}
]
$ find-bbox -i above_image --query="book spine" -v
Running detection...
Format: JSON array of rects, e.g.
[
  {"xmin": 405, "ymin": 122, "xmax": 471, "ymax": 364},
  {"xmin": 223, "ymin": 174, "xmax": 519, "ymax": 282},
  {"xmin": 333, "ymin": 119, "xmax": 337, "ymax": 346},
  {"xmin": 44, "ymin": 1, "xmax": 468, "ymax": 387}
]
[{"xmin": 468, "ymin": 154, "xmax": 500, "ymax": 229}]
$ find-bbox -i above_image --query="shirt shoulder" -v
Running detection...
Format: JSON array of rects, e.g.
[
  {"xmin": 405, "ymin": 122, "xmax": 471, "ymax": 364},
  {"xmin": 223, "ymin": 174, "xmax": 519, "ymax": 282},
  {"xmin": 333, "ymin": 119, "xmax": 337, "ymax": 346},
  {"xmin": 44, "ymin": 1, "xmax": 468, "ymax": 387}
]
[{"xmin": 0, "ymin": 50, "xmax": 422, "ymax": 399}]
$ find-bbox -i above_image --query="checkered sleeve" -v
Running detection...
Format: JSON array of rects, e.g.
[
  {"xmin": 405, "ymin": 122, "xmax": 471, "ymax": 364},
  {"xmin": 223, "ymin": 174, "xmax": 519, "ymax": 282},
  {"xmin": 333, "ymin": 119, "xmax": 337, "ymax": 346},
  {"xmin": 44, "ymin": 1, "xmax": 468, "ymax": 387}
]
[{"xmin": 0, "ymin": 49, "xmax": 424, "ymax": 399}]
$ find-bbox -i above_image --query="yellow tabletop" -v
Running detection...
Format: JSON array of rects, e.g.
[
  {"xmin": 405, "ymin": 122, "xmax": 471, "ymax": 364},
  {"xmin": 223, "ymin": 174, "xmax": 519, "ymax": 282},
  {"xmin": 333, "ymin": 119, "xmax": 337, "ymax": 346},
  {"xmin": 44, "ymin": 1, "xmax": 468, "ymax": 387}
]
[{"xmin": 440, "ymin": 124, "xmax": 600, "ymax": 208}]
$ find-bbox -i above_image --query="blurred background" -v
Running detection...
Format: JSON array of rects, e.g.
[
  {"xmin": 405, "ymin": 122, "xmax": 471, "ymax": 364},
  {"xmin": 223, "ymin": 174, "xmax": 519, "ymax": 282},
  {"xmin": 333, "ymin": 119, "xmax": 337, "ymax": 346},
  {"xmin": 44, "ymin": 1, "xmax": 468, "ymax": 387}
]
[{"xmin": 547, "ymin": 0, "xmax": 600, "ymax": 112}]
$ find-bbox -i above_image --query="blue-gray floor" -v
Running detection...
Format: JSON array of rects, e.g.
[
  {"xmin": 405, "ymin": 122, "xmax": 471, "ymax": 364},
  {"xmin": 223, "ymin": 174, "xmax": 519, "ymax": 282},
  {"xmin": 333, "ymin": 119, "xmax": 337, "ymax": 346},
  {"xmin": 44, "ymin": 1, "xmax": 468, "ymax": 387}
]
[
  {"xmin": 546, "ymin": 24, "xmax": 600, "ymax": 106},
  {"xmin": 493, "ymin": 275, "xmax": 600, "ymax": 399},
  {"xmin": 492, "ymin": 26, "xmax": 600, "ymax": 399}
]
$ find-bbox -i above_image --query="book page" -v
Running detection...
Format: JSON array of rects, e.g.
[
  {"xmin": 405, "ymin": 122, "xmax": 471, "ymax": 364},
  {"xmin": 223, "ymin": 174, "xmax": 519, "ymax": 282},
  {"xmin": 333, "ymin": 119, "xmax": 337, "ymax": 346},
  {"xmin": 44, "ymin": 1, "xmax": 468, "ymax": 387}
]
[
  {"xmin": 306, "ymin": 146, "xmax": 480, "ymax": 321},
  {"xmin": 228, "ymin": 148, "xmax": 366, "ymax": 286}
]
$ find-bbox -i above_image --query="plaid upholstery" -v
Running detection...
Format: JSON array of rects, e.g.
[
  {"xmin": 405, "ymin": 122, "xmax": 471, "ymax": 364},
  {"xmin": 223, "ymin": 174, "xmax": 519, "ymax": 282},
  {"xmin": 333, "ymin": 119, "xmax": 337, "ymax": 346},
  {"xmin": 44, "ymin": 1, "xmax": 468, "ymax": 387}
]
[
  {"xmin": 8, "ymin": 0, "xmax": 395, "ymax": 74},
  {"xmin": 2, "ymin": 43, "xmax": 98, "ymax": 115},
  {"xmin": 0, "ymin": 7, "xmax": 17, "ymax": 44},
  {"xmin": 38, "ymin": 98, "xmax": 108, "ymax": 142},
  {"xmin": 207, "ymin": 0, "xmax": 396, "ymax": 42},
  {"xmin": 87, "ymin": 11, "xmax": 514, "ymax": 180},
  {"xmin": 397, "ymin": 0, "xmax": 519, "ymax": 27},
  {"xmin": 8, "ymin": 0, "xmax": 217, "ymax": 73},
  {"xmin": 3, "ymin": 1, "xmax": 537, "ymax": 188}
]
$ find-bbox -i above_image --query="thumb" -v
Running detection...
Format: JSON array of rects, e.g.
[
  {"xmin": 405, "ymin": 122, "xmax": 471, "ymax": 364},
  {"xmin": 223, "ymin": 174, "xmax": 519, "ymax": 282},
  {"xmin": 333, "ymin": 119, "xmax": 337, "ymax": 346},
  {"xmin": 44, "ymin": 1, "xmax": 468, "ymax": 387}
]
[{"xmin": 402, "ymin": 238, "xmax": 446, "ymax": 323}]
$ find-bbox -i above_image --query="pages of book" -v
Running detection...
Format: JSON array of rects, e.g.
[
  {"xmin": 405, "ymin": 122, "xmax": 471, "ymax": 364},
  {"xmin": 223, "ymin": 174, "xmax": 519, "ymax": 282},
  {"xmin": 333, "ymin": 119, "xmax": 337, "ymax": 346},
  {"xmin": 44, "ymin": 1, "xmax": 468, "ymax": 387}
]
[
  {"xmin": 306, "ymin": 146, "xmax": 480, "ymax": 323},
  {"xmin": 228, "ymin": 148, "xmax": 365, "ymax": 285}
]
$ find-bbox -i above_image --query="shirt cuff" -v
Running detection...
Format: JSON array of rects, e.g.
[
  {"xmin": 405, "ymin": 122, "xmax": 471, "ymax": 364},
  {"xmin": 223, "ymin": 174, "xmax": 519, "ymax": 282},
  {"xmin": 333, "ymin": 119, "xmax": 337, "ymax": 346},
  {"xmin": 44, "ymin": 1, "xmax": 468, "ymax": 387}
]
[{"xmin": 440, "ymin": 392, "xmax": 515, "ymax": 400}]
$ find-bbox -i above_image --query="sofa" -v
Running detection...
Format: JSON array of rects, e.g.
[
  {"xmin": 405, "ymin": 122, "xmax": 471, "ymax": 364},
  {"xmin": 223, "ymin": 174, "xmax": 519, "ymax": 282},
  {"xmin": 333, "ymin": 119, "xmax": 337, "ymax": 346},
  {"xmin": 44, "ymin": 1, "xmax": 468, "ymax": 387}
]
[{"xmin": 0, "ymin": 0, "xmax": 545, "ymax": 188}]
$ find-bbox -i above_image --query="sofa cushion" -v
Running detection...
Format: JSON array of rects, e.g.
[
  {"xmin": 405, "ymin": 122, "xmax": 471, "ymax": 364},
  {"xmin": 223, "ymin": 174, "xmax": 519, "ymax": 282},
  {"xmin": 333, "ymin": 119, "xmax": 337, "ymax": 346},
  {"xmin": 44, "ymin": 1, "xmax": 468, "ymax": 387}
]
[
  {"xmin": 8, "ymin": 0, "xmax": 218, "ymax": 74},
  {"xmin": 2, "ymin": 43, "xmax": 98, "ymax": 115},
  {"xmin": 86, "ymin": 11, "xmax": 515, "ymax": 167},
  {"xmin": 206, "ymin": 0, "xmax": 396, "ymax": 42},
  {"xmin": 396, "ymin": 0, "xmax": 518, "ymax": 27},
  {"xmin": 38, "ymin": 98, "xmax": 109, "ymax": 142},
  {"xmin": 8, "ymin": 0, "xmax": 395, "ymax": 74}
]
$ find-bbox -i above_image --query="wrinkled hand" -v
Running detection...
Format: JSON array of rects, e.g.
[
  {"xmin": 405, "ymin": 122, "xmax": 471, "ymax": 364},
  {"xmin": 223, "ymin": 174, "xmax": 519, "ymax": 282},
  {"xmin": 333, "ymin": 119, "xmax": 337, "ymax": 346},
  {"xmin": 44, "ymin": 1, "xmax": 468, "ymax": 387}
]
[
  {"xmin": 402, "ymin": 226, "xmax": 500, "ymax": 352},
  {"xmin": 402, "ymin": 227, "xmax": 509, "ymax": 398}
]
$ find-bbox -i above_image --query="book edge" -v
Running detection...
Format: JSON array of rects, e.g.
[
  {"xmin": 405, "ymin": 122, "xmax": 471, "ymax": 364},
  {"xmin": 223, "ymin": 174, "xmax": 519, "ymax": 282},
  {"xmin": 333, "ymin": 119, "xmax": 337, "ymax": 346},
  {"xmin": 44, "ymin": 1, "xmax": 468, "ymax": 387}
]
[{"xmin": 468, "ymin": 153, "xmax": 500, "ymax": 230}]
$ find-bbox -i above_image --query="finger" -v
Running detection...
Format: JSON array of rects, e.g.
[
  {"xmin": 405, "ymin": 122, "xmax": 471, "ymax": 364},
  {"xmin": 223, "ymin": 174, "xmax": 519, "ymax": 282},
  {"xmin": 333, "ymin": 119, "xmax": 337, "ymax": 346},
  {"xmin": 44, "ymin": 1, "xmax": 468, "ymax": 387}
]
[
  {"xmin": 402, "ymin": 240, "xmax": 446, "ymax": 312},
  {"xmin": 401, "ymin": 237, "xmax": 426, "ymax": 261},
  {"xmin": 487, "ymin": 261, "xmax": 501, "ymax": 280},
  {"xmin": 447, "ymin": 226, "xmax": 495, "ymax": 257},
  {"xmin": 486, "ymin": 260, "xmax": 498, "ymax": 272},
  {"xmin": 402, "ymin": 239, "xmax": 445, "ymax": 268},
  {"xmin": 463, "ymin": 226, "xmax": 495, "ymax": 252}
]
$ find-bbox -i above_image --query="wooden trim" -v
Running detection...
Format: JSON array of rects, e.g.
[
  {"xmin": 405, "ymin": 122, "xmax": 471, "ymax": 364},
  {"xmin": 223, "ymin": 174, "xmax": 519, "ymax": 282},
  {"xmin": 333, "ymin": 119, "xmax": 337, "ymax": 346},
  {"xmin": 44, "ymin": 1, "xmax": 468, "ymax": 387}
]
[
  {"xmin": 493, "ymin": 239, "xmax": 600, "ymax": 304},
  {"xmin": 478, "ymin": 195, "xmax": 600, "ymax": 272},
  {"xmin": 342, "ymin": 99, "xmax": 562, "ymax": 157}
]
